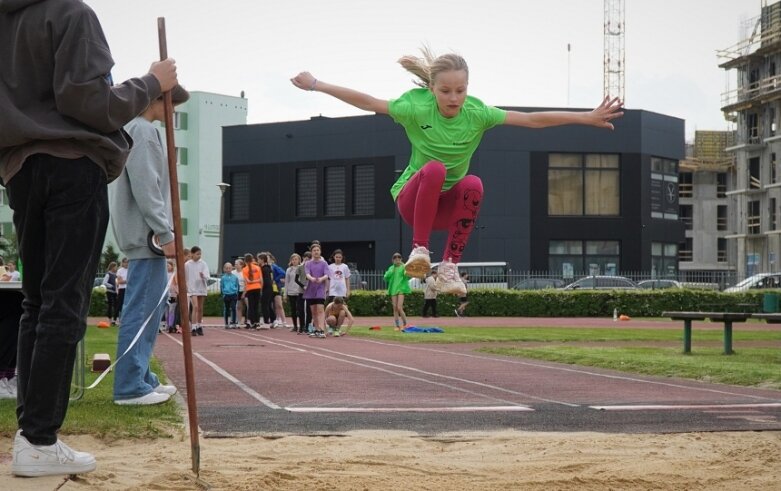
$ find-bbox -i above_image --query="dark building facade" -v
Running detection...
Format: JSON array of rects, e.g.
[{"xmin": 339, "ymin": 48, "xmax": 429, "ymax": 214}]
[{"xmin": 222, "ymin": 108, "xmax": 684, "ymax": 275}]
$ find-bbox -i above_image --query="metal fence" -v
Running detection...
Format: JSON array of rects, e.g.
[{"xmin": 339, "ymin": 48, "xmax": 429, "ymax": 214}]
[
  {"xmin": 347, "ymin": 269, "xmax": 746, "ymax": 292},
  {"xmin": 206, "ymin": 269, "xmax": 774, "ymax": 293}
]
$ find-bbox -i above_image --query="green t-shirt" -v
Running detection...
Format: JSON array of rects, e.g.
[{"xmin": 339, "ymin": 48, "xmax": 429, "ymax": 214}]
[{"xmin": 388, "ymin": 88, "xmax": 507, "ymax": 200}]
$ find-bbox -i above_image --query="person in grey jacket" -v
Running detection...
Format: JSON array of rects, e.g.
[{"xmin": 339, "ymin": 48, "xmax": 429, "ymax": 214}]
[
  {"xmin": 0, "ymin": 0, "xmax": 178, "ymax": 478},
  {"xmin": 110, "ymin": 85, "xmax": 189, "ymax": 406}
]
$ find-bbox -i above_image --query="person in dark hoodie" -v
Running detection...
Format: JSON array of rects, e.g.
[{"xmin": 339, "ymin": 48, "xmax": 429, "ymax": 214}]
[
  {"xmin": 0, "ymin": 0, "xmax": 178, "ymax": 478},
  {"xmin": 110, "ymin": 85, "xmax": 189, "ymax": 407}
]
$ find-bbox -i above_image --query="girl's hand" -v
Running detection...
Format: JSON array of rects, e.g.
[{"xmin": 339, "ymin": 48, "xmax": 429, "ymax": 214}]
[
  {"xmin": 587, "ymin": 96, "xmax": 624, "ymax": 129},
  {"xmin": 291, "ymin": 72, "xmax": 317, "ymax": 91}
]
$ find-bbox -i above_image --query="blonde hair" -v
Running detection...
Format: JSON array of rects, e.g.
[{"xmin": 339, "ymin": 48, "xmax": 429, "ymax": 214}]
[{"xmin": 398, "ymin": 46, "xmax": 469, "ymax": 88}]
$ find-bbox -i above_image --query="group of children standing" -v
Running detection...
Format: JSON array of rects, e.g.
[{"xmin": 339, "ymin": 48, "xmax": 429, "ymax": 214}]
[
  {"xmin": 105, "ymin": 244, "xmax": 471, "ymax": 336},
  {"xmin": 217, "ymin": 242, "xmax": 354, "ymax": 338}
]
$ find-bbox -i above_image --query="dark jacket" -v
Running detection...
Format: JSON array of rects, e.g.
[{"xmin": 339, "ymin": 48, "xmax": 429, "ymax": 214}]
[{"xmin": 0, "ymin": 0, "xmax": 162, "ymax": 184}]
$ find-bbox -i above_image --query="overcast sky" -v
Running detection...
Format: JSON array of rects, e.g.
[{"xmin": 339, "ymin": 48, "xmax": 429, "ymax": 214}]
[{"xmin": 89, "ymin": 0, "xmax": 757, "ymax": 140}]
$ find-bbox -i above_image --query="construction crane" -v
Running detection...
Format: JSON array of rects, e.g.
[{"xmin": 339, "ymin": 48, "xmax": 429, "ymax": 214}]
[{"xmin": 604, "ymin": 0, "xmax": 625, "ymax": 102}]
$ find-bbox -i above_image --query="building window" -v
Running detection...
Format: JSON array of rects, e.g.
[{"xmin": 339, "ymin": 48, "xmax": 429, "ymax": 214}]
[
  {"xmin": 179, "ymin": 182, "xmax": 188, "ymax": 201},
  {"xmin": 173, "ymin": 111, "xmax": 188, "ymax": 130},
  {"xmin": 651, "ymin": 242, "xmax": 678, "ymax": 277},
  {"xmin": 678, "ymin": 172, "xmax": 693, "ymax": 198},
  {"xmin": 548, "ymin": 153, "xmax": 619, "ymax": 216},
  {"xmin": 679, "ymin": 204, "xmax": 693, "ymax": 230},
  {"xmin": 180, "ymin": 217, "xmax": 188, "ymax": 236},
  {"xmin": 749, "ymin": 157, "xmax": 761, "ymax": 189},
  {"xmin": 296, "ymin": 168, "xmax": 317, "ymax": 218},
  {"xmin": 748, "ymin": 112, "xmax": 759, "ymax": 144},
  {"xmin": 0, "ymin": 187, "xmax": 6, "ymax": 206},
  {"xmin": 771, "ymin": 198, "xmax": 777, "ymax": 231},
  {"xmin": 230, "ymin": 172, "xmax": 250, "ymax": 221},
  {"xmin": 176, "ymin": 147, "xmax": 188, "ymax": 166},
  {"xmin": 748, "ymin": 200, "xmax": 761, "ymax": 234},
  {"xmin": 717, "ymin": 238, "xmax": 727, "ymax": 263},
  {"xmin": 717, "ymin": 205, "xmax": 728, "ymax": 231},
  {"xmin": 324, "ymin": 166, "xmax": 345, "ymax": 217},
  {"xmin": 773, "ymin": 154, "xmax": 778, "ymax": 185},
  {"xmin": 548, "ymin": 240, "xmax": 620, "ymax": 277},
  {"xmin": 352, "ymin": 164, "xmax": 374, "ymax": 215},
  {"xmin": 679, "ymin": 238, "xmax": 693, "ymax": 262},
  {"xmin": 1, "ymin": 222, "xmax": 13, "ymax": 238},
  {"xmin": 717, "ymin": 173, "xmax": 727, "ymax": 198}
]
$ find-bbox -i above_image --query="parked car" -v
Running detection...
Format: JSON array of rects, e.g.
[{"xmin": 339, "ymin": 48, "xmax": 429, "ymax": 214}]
[
  {"xmin": 512, "ymin": 278, "xmax": 566, "ymax": 290},
  {"xmin": 562, "ymin": 275, "xmax": 636, "ymax": 290},
  {"xmin": 724, "ymin": 273, "xmax": 781, "ymax": 293},
  {"xmin": 636, "ymin": 279, "xmax": 682, "ymax": 290}
]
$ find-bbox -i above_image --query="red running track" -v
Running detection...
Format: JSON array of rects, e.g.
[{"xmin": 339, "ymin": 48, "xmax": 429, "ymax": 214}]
[{"xmin": 150, "ymin": 317, "xmax": 781, "ymax": 435}]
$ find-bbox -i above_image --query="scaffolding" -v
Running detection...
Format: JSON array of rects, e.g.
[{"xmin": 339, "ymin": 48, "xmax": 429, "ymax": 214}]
[
  {"xmin": 603, "ymin": 0, "xmax": 625, "ymax": 102},
  {"xmin": 720, "ymin": 0, "xmax": 781, "ymax": 120},
  {"xmin": 679, "ymin": 131, "xmax": 736, "ymax": 172}
]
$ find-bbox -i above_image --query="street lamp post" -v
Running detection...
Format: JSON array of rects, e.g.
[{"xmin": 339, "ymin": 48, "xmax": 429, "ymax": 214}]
[{"xmin": 216, "ymin": 182, "xmax": 230, "ymax": 266}]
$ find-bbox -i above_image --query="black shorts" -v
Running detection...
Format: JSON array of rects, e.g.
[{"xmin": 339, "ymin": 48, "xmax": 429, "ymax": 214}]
[{"xmin": 308, "ymin": 298, "xmax": 325, "ymax": 305}]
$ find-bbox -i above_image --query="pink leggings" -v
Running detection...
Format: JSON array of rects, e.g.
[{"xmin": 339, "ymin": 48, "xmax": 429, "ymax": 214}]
[{"xmin": 396, "ymin": 161, "xmax": 483, "ymax": 263}]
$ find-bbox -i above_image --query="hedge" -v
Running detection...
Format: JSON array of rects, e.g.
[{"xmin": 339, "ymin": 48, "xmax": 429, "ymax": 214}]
[{"xmin": 88, "ymin": 288, "xmax": 781, "ymax": 318}]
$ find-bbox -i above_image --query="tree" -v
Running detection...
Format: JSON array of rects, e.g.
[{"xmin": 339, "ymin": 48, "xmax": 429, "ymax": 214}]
[{"xmin": 100, "ymin": 244, "xmax": 120, "ymax": 273}]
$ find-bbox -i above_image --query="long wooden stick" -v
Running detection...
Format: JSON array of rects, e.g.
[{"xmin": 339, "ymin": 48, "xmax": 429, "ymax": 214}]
[{"xmin": 157, "ymin": 17, "xmax": 200, "ymax": 476}]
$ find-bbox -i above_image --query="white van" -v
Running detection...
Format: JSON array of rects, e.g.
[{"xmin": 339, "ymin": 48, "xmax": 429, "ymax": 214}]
[
  {"xmin": 410, "ymin": 262, "xmax": 508, "ymax": 289},
  {"xmin": 724, "ymin": 273, "xmax": 781, "ymax": 292}
]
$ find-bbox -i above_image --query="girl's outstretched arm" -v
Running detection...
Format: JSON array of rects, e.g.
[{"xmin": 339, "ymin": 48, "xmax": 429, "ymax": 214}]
[
  {"xmin": 504, "ymin": 96, "xmax": 623, "ymax": 129},
  {"xmin": 291, "ymin": 71, "xmax": 389, "ymax": 114}
]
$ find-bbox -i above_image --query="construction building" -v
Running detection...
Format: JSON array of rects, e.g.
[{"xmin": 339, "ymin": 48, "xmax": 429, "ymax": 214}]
[
  {"xmin": 678, "ymin": 130, "xmax": 736, "ymax": 281},
  {"xmin": 719, "ymin": 0, "xmax": 781, "ymax": 277}
]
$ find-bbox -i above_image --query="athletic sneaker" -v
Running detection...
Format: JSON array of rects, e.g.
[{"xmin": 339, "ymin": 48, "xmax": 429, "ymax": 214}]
[
  {"xmin": 404, "ymin": 245, "xmax": 431, "ymax": 279},
  {"xmin": 153, "ymin": 384, "xmax": 177, "ymax": 395},
  {"xmin": 435, "ymin": 259, "xmax": 466, "ymax": 296},
  {"xmin": 114, "ymin": 391, "xmax": 170, "ymax": 406},
  {"xmin": 12, "ymin": 430, "xmax": 96, "ymax": 477},
  {"xmin": 333, "ymin": 331, "xmax": 341, "ymax": 337}
]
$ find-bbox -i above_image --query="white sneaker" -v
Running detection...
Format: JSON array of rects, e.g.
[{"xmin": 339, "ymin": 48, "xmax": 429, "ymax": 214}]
[
  {"xmin": 114, "ymin": 391, "xmax": 170, "ymax": 406},
  {"xmin": 12, "ymin": 430, "xmax": 96, "ymax": 477},
  {"xmin": 0, "ymin": 378, "xmax": 14, "ymax": 400},
  {"xmin": 404, "ymin": 245, "xmax": 431, "ymax": 279},
  {"xmin": 435, "ymin": 259, "xmax": 466, "ymax": 296},
  {"xmin": 153, "ymin": 384, "xmax": 177, "ymax": 395}
]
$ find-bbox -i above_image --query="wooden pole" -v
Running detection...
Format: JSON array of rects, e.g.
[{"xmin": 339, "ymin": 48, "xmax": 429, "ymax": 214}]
[{"xmin": 157, "ymin": 17, "xmax": 200, "ymax": 476}]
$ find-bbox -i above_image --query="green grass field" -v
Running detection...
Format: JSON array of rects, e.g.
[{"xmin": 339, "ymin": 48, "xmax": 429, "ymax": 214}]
[
  {"xmin": 349, "ymin": 325, "xmax": 781, "ymax": 388},
  {"xmin": 0, "ymin": 326, "xmax": 181, "ymax": 438}
]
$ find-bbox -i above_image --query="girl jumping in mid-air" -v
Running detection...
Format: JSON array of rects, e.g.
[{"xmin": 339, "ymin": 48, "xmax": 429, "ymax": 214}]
[{"xmin": 292, "ymin": 47, "xmax": 623, "ymax": 295}]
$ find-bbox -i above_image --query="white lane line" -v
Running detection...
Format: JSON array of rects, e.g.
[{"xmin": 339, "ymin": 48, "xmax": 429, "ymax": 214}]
[
  {"xmin": 590, "ymin": 403, "xmax": 781, "ymax": 411},
  {"xmin": 287, "ymin": 406, "xmax": 534, "ymax": 413},
  {"xmin": 358, "ymin": 339, "xmax": 781, "ymax": 403},
  {"xmin": 239, "ymin": 331, "xmax": 573, "ymax": 407},
  {"xmin": 164, "ymin": 332, "xmax": 281, "ymax": 409}
]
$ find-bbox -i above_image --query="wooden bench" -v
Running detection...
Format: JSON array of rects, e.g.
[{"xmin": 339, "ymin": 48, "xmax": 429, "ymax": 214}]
[{"xmin": 662, "ymin": 311, "xmax": 752, "ymax": 355}]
